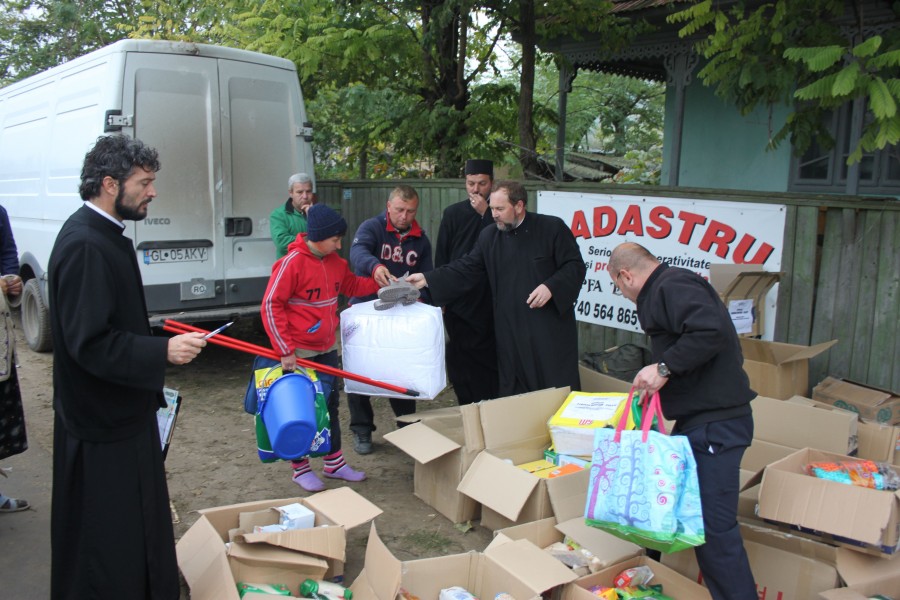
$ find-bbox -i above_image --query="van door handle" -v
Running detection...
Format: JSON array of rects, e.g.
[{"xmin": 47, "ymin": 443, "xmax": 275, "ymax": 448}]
[{"xmin": 225, "ymin": 217, "xmax": 252, "ymax": 237}]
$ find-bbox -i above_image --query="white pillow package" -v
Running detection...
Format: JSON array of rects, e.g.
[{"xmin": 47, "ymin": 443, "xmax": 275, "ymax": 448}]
[{"xmin": 340, "ymin": 300, "xmax": 446, "ymax": 400}]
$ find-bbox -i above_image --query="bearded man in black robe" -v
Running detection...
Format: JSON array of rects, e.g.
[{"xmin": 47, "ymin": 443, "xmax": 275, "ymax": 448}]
[
  {"xmin": 408, "ymin": 180, "xmax": 586, "ymax": 395},
  {"xmin": 49, "ymin": 135, "xmax": 207, "ymax": 600}
]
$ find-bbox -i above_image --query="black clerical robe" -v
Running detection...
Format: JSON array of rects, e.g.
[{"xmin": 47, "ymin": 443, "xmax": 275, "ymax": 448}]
[
  {"xmin": 48, "ymin": 205, "xmax": 177, "ymax": 600},
  {"xmin": 428, "ymin": 211, "xmax": 586, "ymax": 396},
  {"xmin": 434, "ymin": 200, "xmax": 499, "ymax": 403}
]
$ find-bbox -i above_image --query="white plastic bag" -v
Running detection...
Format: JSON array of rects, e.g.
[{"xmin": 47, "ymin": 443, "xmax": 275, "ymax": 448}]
[{"xmin": 340, "ymin": 300, "xmax": 446, "ymax": 399}]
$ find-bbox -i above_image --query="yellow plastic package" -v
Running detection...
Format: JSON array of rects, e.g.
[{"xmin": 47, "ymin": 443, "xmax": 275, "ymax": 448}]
[{"xmin": 547, "ymin": 391, "xmax": 633, "ymax": 456}]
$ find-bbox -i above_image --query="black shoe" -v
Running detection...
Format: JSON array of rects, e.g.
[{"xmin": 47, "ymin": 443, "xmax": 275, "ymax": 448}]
[{"xmin": 353, "ymin": 431, "xmax": 373, "ymax": 455}]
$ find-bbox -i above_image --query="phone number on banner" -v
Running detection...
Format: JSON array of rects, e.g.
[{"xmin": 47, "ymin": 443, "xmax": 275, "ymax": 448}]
[{"xmin": 575, "ymin": 301, "xmax": 639, "ymax": 326}]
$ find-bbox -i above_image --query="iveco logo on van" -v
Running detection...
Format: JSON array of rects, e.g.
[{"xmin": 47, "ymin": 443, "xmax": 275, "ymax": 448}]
[{"xmin": 145, "ymin": 218, "xmax": 171, "ymax": 225}]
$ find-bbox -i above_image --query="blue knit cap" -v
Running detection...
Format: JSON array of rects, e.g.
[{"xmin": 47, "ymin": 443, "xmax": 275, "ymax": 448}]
[{"xmin": 306, "ymin": 204, "xmax": 347, "ymax": 242}]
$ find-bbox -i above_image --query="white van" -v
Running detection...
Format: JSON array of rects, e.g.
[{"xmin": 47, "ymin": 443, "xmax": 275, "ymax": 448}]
[{"xmin": 0, "ymin": 40, "xmax": 315, "ymax": 351}]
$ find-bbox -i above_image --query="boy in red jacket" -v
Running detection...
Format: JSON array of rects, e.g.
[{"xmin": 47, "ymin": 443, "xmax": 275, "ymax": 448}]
[{"xmin": 261, "ymin": 203, "xmax": 386, "ymax": 491}]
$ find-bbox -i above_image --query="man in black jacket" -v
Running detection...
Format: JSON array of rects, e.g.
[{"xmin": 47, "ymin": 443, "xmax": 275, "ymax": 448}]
[
  {"xmin": 608, "ymin": 241, "xmax": 756, "ymax": 600},
  {"xmin": 49, "ymin": 135, "xmax": 206, "ymax": 600}
]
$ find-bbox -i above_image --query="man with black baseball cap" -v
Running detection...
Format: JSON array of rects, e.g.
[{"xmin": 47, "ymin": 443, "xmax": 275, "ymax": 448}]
[{"xmin": 433, "ymin": 159, "xmax": 499, "ymax": 405}]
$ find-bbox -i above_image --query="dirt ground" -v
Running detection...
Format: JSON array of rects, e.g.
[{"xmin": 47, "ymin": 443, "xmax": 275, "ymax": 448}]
[{"xmin": 15, "ymin": 316, "xmax": 493, "ymax": 598}]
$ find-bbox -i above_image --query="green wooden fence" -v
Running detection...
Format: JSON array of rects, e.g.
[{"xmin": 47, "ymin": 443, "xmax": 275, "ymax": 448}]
[{"xmin": 317, "ymin": 179, "xmax": 900, "ymax": 395}]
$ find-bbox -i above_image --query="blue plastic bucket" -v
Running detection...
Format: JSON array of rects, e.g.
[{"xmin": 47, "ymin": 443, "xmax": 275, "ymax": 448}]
[{"xmin": 260, "ymin": 372, "xmax": 317, "ymax": 460}]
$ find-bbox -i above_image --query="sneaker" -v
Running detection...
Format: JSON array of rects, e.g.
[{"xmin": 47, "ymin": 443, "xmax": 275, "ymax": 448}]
[
  {"xmin": 374, "ymin": 299, "xmax": 397, "ymax": 311},
  {"xmin": 292, "ymin": 470, "xmax": 326, "ymax": 492},
  {"xmin": 323, "ymin": 464, "xmax": 367, "ymax": 482},
  {"xmin": 353, "ymin": 431, "xmax": 373, "ymax": 455},
  {"xmin": 377, "ymin": 275, "xmax": 419, "ymax": 305}
]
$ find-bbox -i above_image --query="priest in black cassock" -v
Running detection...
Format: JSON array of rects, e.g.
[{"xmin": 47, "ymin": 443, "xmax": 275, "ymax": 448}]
[
  {"xmin": 433, "ymin": 159, "xmax": 499, "ymax": 404},
  {"xmin": 48, "ymin": 135, "xmax": 207, "ymax": 600},
  {"xmin": 409, "ymin": 180, "xmax": 586, "ymax": 396}
]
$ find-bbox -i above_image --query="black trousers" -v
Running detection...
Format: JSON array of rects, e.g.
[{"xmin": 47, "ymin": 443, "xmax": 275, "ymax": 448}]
[
  {"xmin": 675, "ymin": 414, "xmax": 757, "ymax": 600},
  {"xmin": 347, "ymin": 393, "xmax": 416, "ymax": 434}
]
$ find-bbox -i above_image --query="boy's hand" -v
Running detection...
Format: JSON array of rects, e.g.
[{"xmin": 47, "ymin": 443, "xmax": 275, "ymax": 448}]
[{"xmin": 281, "ymin": 354, "xmax": 297, "ymax": 372}]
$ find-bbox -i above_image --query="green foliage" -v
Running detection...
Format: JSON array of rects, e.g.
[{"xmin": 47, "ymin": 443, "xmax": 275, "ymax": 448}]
[
  {"xmin": 0, "ymin": 0, "xmax": 663, "ymax": 181},
  {"xmin": 670, "ymin": 0, "xmax": 900, "ymax": 164}
]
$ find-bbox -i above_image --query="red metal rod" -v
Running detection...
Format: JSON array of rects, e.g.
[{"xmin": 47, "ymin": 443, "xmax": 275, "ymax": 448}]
[{"xmin": 163, "ymin": 320, "xmax": 420, "ymax": 397}]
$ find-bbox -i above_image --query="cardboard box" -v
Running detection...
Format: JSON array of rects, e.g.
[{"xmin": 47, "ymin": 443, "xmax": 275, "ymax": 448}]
[
  {"xmin": 350, "ymin": 523, "xmax": 578, "ymax": 600},
  {"xmin": 494, "ymin": 465, "xmax": 642, "ymax": 573},
  {"xmin": 753, "ymin": 395, "xmax": 858, "ymax": 455},
  {"xmin": 741, "ymin": 338, "xmax": 838, "ymax": 399},
  {"xmin": 457, "ymin": 388, "xmax": 575, "ymax": 530},
  {"xmin": 819, "ymin": 545, "xmax": 900, "ymax": 599},
  {"xmin": 384, "ymin": 403, "xmax": 485, "ymax": 523},
  {"xmin": 561, "ymin": 555, "xmax": 712, "ymax": 600},
  {"xmin": 385, "ymin": 366, "xmax": 629, "ymax": 525},
  {"xmin": 745, "ymin": 447, "xmax": 900, "ymax": 556},
  {"xmin": 177, "ymin": 488, "xmax": 382, "ymax": 600},
  {"xmin": 663, "ymin": 521, "xmax": 840, "ymax": 600},
  {"xmin": 709, "ymin": 264, "xmax": 780, "ymax": 337},
  {"xmin": 786, "ymin": 395, "xmax": 900, "ymax": 463},
  {"xmin": 813, "ymin": 377, "xmax": 900, "ymax": 425}
]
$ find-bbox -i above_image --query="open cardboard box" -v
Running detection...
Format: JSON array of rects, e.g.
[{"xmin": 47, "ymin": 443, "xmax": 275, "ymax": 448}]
[
  {"xmin": 176, "ymin": 488, "xmax": 382, "ymax": 600},
  {"xmin": 813, "ymin": 376, "xmax": 900, "ymax": 425},
  {"xmin": 663, "ymin": 520, "xmax": 841, "ymax": 599},
  {"xmin": 494, "ymin": 465, "xmax": 642, "ymax": 574},
  {"xmin": 350, "ymin": 523, "xmax": 577, "ymax": 600},
  {"xmin": 384, "ymin": 365, "xmax": 630, "ymax": 527},
  {"xmin": 458, "ymin": 366, "xmax": 630, "ymax": 531},
  {"xmin": 744, "ymin": 447, "xmax": 900, "ymax": 556},
  {"xmin": 752, "ymin": 395, "xmax": 858, "ymax": 455},
  {"xmin": 560, "ymin": 555, "xmax": 712, "ymax": 600},
  {"xmin": 457, "ymin": 387, "xmax": 576, "ymax": 530},
  {"xmin": 740, "ymin": 338, "xmax": 838, "ymax": 399},
  {"xmin": 384, "ymin": 402, "xmax": 484, "ymax": 523},
  {"xmin": 709, "ymin": 263, "xmax": 780, "ymax": 338}
]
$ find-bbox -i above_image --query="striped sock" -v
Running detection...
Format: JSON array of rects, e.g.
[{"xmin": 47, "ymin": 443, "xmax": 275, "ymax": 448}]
[
  {"xmin": 323, "ymin": 450, "xmax": 346, "ymax": 474},
  {"xmin": 291, "ymin": 459, "xmax": 311, "ymax": 477}
]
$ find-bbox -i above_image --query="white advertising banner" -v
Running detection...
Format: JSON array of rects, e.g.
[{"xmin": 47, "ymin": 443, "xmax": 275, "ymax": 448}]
[{"xmin": 537, "ymin": 191, "xmax": 787, "ymax": 334}]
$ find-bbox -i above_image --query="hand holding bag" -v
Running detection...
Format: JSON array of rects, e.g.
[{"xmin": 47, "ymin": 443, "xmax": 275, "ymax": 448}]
[{"xmin": 584, "ymin": 389, "xmax": 705, "ymax": 553}]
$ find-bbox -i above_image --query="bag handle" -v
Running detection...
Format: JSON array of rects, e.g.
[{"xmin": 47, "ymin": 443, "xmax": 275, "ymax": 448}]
[
  {"xmin": 617, "ymin": 387, "xmax": 667, "ymax": 443},
  {"xmin": 614, "ymin": 388, "xmax": 637, "ymax": 442}
]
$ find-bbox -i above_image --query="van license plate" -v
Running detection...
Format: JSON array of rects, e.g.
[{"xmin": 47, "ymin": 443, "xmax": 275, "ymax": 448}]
[{"xmin": 143, "ymin": 247, "xmax": 209, "ymax": 264}]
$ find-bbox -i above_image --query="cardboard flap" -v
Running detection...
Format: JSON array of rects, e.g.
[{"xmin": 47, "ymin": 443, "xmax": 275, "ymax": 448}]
[
  {"xmin": 350, "ymin": 524, "xmax": 402, "ymax": 600},
  {"xmin": 578, "ymin": 365, "xmax": 631, "ymax": 394},
  {"xmin": 384, "ymin": 421, "xmax": 461, "ymax": 463},
  {"xmin": 228, "ymin": 541, "xmax": 329, "ymax": 571},
  {"xmin": 176, "ymin": 516, "xmax": 239, "ymax": 600},
  {"xmin": 242, "ymin": 525, "xmax": 345, "ymax": 560},
  {"xmin": 835, "ymin": 545, "xmax": 900, "ymax": 587},
  {"xmin": 722, "ymin": 271, "xmax": 779, "ymax": 298},
  {"xmin": 457, "ymin": 452, "xmax": 540, "ymax": 520},
  {"xmin": 302, "ymin": 487, "xmax": 382, "ymax": 530},
  {"xmin": 479, "ymin": 388, "xmax": 566, "ymax": 450},
  {"xmin": 708, "ymin": 263, "xmax": 762, "ymax": 292},
  {"xmin": 740, "ymin": 466, "xmax": 766, "ymax": 491},
  {"xmin": 740, "ymin": 338, "xmax": 837, "ymax": 365},
  {"xmin": 485, "ymin": 538, "xmax": 578, "ymax": 592},
  {"xmin": 554, "ymin": 517, "xmax": 642, "ymax": 568},
  {"xmin": 545, "ymin": 468, "xmax": 590, "ymax": 521}
]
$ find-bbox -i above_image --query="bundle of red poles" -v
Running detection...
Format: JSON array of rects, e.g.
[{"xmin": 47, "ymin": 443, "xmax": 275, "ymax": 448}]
[{"xmin": 162, "ymin": 319, "xmax": 420, "ymax": 397}]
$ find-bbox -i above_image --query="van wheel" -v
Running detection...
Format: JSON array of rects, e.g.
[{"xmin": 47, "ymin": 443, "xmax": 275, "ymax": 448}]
[{"xmin": 22, "ymin": 279, "xmax": 52, "ymax": 352}]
